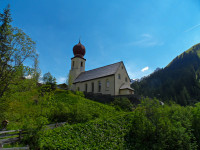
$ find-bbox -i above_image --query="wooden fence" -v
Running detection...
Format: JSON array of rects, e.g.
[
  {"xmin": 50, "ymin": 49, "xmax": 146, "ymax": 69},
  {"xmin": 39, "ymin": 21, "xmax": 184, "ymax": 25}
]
[
  {"xmin": 0, "ymin": 122, "xmax": 66, "ymax": 150},
  {"xmin": 0, "ymin": 122, "xmax": 66, "ymax": 149},
  {"xmin": 0, "ymin": 130, "xmax": 27, "ymax": 149}
]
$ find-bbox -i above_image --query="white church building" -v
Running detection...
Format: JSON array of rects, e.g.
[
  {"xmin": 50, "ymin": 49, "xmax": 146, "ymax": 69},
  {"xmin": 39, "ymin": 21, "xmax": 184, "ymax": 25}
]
[{"xmin": 69, "ymin": 41, "xmax": 134, "ymax": 95}]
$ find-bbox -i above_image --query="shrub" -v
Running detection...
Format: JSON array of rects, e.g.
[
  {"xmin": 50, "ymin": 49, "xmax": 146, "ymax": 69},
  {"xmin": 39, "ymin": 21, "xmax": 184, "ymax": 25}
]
[
  {"xmin": 112, "ymin": 97, "xmax": 133, "ymax": 111},
  {"xmin": 127, "ymin": 97, "xmax": 197, "ymax": 149},
  {"xmin": 74, "ymin": 91, "xmax": 85, "ymax": 98}
]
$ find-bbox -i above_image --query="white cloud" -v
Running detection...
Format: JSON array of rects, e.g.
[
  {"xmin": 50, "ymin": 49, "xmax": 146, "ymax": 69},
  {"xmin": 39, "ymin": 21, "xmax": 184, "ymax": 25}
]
[
  {"xmin": 25, "ymin": 75, "xmax": 32, "ymax": 79},
  {"xmin": 141, "ymin": 66, "xmax": 149, "ymax": 72},
  {"xmin": 57, "ymin": 77, "xmax": 66, "ymax": 84},
  {"xmin": 141, "ymin": 33, "xmax": 152, "ymax": 38},
  {"xmin": 126, "ymin": 33, "xmax": 163, "ymax": 47},
  {"xmin": 125, "ymin": 62, "xmax": 152, "ymax": 80},
  {"xmin": 184, "ymin": 24, "xmax": 200, "ymax": 32}
]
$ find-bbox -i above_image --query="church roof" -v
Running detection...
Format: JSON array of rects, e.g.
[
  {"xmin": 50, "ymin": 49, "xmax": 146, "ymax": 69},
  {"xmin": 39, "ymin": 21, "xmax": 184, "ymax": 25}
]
[
  {"xmin": 74, "ymin": 61, "xmax": 122, "ymax": 83},
  {"xmin": 119, "ymin": 83, "xmax": 134, "ymax": 91}
]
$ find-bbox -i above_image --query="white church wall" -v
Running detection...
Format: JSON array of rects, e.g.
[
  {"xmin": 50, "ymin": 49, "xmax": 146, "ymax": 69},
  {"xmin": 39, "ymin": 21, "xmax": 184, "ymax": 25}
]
[
  {"xmin": 74, "ymin": 75, "xmax": 115, "ymax": 95},
  {"xmin": 115, "ymin": 63, "xmax": 131, "ymax": 95}
]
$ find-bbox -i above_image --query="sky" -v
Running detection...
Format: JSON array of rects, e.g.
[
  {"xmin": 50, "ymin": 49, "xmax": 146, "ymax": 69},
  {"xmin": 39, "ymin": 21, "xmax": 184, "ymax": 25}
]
[{"xmin": 1, "ymin": 0, "xmax": 200, "ymax": 84}]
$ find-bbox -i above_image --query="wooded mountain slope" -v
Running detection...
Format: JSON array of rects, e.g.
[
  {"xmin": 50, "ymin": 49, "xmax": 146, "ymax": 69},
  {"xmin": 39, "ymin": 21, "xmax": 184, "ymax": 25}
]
[{"xmin": 132, "ymin": 43, "xmax": 200, "ymax": 105}]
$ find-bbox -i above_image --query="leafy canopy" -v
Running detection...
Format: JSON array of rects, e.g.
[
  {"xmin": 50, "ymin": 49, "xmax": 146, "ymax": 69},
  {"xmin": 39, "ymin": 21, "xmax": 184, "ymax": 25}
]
[{"xmin": 0, "ymin": 5, "xmax": 38, "ymax": 98}]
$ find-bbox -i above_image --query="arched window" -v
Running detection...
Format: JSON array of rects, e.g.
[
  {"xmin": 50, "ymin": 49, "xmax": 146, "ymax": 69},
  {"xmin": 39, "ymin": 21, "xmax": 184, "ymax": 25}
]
[
  {"xmin": 118, "ymin": 74, "xmax": 121, "ymax": 79},
  {"xmin": 106, "ymin": 80, "xmax": 109, "ymax": 88},
  {"xmin": 91, "ymin": 82, "xmax": 94, "ymax": 93},
  {"xmin": 125, "ymin": 77, "xmax": 128, "ymax": 82},
  {"xmin": 81, "ymin": 61, "xmax": 83, "ymax": 67},
  {"xmin": 85, "ymin": 84, "xmax": 87, "ymax": 92},
  {"xmin": 98, "ymin": 81, "xmax": 101, "ymax": 92},
  {"xmin": 72, "ymin": 61, "xmax": 75, "ymax": 68}
]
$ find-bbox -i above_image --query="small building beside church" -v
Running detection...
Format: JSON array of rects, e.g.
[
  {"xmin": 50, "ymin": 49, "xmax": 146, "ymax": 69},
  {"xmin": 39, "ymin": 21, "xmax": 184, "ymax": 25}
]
[{"xmin": 69, "ymin": 41, "xmax": 134, "ymax": 95}]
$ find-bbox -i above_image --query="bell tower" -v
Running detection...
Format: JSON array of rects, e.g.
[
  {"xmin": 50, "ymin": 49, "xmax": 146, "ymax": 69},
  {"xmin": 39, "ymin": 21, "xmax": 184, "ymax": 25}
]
[{"xmin": 68, "ymin": 40, "xmax": 86, "ymax": 90}]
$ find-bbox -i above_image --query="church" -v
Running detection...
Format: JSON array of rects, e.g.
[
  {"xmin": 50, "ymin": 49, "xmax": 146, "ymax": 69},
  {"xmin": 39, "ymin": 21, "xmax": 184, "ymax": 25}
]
[{"xmin": 69, "ymin": 41, "xmax": 134, "ymax": 95}]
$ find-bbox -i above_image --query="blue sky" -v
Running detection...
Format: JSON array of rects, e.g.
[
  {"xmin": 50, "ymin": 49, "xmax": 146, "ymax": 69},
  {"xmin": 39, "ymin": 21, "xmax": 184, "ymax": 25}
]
[{"xmin": 1, "ymin": 0, "xmax": 200, "ymax": 83}]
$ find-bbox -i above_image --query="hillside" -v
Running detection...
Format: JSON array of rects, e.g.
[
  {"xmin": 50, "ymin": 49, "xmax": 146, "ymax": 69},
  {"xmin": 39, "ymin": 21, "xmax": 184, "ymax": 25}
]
[
  {"xmin": 2, "ymin": 89, "xmax": 120, "ymax": 130},
  {"xmin": 33, "ymin": 98, "xmax": 200, "ymax": 149},
  {"xmin": 132, "ymin": 43, "xmax": 200, "ymax": 105},
  {"xmin": 2, "ymin": 86, "xmax": 200, "ymax": 149}
]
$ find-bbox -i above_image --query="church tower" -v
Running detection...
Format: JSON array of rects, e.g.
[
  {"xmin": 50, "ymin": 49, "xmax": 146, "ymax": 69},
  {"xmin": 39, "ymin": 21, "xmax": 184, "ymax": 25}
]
[{"xmin": 69, "ymin": 40, "xmax": 86, "ymax": 90}]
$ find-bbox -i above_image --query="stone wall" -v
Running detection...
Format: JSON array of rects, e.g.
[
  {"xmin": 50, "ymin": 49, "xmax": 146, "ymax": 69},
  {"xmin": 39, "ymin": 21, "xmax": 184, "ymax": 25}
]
[{"xmin": 84, "ymin": 92, "xmax": 140, "ymax": 105}]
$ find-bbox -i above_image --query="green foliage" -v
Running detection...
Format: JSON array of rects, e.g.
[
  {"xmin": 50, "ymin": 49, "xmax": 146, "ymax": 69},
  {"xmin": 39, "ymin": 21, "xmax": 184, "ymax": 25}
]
[
  {"xmin": 2, "ymin": 86, "xmax": 200, "ymax": 149},
  {"xmin": 0, "ymin": 6, "xmax": 38, "ymax": 98},
  {"xmin": 112, "ymin": 97, "xmax": 133, "ymax": 111},
  {"xmin": 2, "ymin": 143, "xmax": 25, "ymax": 148},
  {"xmin": 74, "ymin": 90, "xmax": 85, "ymax": 97},
  {"xmin": 127, "ymin": 98, "xmax": 197, "ymax": 149},
  {"xmin": 57, "ymin": 83, "xmax": 68, "ymax": 89},
  {"xmin": 28, "ymin": 97, "xmax": 200, "ymax": 149},
  {"xmin": 192, "ymin": 102, "xmax": 200, "ymax": 146},
  {"xmin": 49, "ymin": 90, "xmax": 119, "ymax": 124},
  {"xmin": 66, "ymin": 73, "xmax": 73, "ymax": 90},
  {"xmin": 1, "ymin": 89, "xmax": 120, "ymax": 129},
  {"xmin": 36, "ymin": 113, "xmax": 134, "ymax": 149},
  {"xmin": 42, "ymin": 72, "xmax": 56, "ymax": 90},
  {"xmin": 0, "ymin": 5, "xmax": 39, "ymax": 121}
]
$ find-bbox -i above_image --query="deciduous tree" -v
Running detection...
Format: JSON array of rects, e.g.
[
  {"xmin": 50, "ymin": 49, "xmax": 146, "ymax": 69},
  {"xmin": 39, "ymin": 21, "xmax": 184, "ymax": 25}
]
[
  {"xmin": 42, "ymin": 72, "xmax": 56, "ymax": 90},
  {"xmin": 0, "ymin": 5, "xmax": 38, "ymax": 97}
]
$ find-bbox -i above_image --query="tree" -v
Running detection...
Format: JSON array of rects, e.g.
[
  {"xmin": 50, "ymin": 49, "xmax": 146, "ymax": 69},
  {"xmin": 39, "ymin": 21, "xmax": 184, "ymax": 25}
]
[
  {"xmin": 66, "ymin": 73, "xmax": 73, "ymax": 90},
  {"xmin": 0, "ymin": 5, "xmax": 38, "ymax": 98},
  {"xmin": 42, "ymin": 72, "xmax": 56, "ymax": 90}
]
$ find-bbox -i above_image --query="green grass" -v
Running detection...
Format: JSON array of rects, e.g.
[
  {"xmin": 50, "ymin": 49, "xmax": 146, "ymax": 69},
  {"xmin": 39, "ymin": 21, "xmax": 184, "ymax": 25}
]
[
  {"xmin": 3, "ymin": 143, "xmax": 26, "ymax": 148},
  {"xmin": 3, "ymin": 89, "xmax": 120, "ymax": 130}
]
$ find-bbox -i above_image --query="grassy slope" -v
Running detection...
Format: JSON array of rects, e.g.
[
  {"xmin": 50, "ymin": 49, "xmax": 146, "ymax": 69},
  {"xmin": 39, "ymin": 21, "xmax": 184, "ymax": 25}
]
[
  {"xmin": 3, "ymin": 89, "xmax": 199, "ymax": 149},
  {"xmin": 3, "ymin": 89, "xmax": 120, "ymax": 130},
  {"xmin": 3, "ymin": 88, "xmax": 40, "ymax": 129}
]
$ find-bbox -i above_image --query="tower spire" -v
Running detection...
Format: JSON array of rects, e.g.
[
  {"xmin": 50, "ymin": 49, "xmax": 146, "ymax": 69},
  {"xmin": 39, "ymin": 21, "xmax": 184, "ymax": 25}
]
[{"xmin": 79, "ymin": 36, "xmax": 81, "ymax": 43}]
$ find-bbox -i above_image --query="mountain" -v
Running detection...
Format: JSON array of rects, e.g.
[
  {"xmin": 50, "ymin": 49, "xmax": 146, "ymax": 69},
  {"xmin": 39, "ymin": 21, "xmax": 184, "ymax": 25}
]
[
  {"xmin": 130, "ymin": 79, "xmax": 139, "ymax": 84},
  {"xmin": 131, "ymin": 43, "xmax": 200, "ymax": 105}
]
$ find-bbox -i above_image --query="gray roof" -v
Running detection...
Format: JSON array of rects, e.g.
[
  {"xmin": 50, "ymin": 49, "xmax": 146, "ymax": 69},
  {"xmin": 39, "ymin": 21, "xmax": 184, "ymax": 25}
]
[
  {"xmin": 74, "ymin": 61, "xmax": 122, "ymax": 83},
  {"xmin": 119, "ymin": 83, "xmax": 134, "ymax": 91}
]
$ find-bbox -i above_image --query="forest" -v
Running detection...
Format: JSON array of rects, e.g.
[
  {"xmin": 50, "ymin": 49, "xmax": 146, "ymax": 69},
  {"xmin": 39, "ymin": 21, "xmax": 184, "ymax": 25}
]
[
  {"xmin": 1, "ymin": 5, "xmax": 200, "ymax": 150},
  {"xmin": 131, "ymin": 43, "xmax": 200, "ymax": 106}
]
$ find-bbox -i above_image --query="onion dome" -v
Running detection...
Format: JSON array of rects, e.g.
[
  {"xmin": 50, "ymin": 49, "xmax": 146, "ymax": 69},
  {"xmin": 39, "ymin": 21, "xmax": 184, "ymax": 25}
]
[{"xmin": 73, "ymin": 40, "xmax": 86, "ymax": 58}]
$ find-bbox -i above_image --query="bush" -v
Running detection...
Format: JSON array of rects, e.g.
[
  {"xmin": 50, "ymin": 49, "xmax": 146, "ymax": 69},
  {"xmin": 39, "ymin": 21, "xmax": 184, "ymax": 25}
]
[
  {"xmin": 74, "ymin": 91, "xmax": 85, "ymax": 98},
  {"xmin": 112, "ymin": 97, "xmax": 133, "ymax": 111},
  {"xmin": 35, "ymin": 113, "xmax": 134, "ymax": 149},
  {"xmin": 126, "ymin": 97, "xmax": 197, "ymax": 150}
]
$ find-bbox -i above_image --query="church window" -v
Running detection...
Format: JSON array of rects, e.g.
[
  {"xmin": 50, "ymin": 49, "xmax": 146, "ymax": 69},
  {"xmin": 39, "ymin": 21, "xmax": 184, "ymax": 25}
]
[
  {"xmin": 122, "ymin": 66, "xmax": 123, "ymax": 69},
  {"xmin": 125, "ymin": 77, "xmax": 128, "ymax": 82},
  {"xmin": 118, "ymin": 74, "xmax": 121, "ymax": 79},
  {"xmin": 92, "ymin": 82, "xmax": 94, "ymax": 93},
  {"xmin": 72, "ymin": 61, "xmax": 75, "ymax": 67},
  {"xmin": 98, "ymin": 81, "xmax": 101, "ymax": 92},
  {"xmin": 81, "ymin": 61, "xmax": 83, "ymax": 67},
  {"xmin": 106, "ymin": 80, "xmax": 109, "ymax": 88},
  {"xmin": 85, "ymin": 84, "xmax": 87, "ymax": 92}
]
